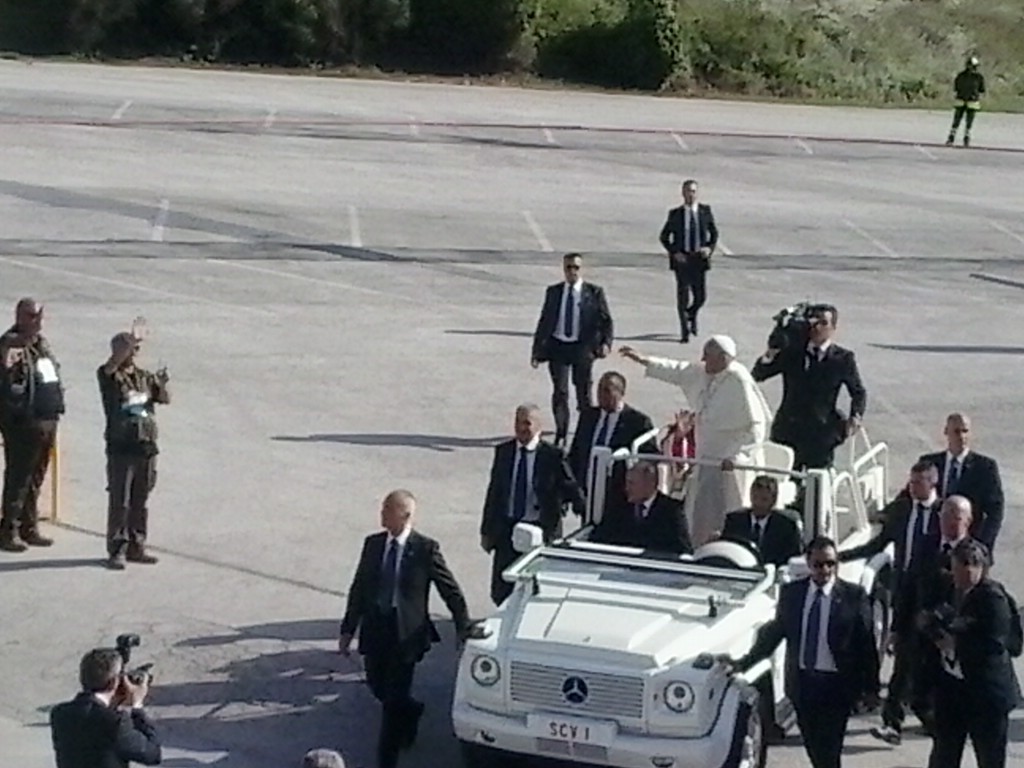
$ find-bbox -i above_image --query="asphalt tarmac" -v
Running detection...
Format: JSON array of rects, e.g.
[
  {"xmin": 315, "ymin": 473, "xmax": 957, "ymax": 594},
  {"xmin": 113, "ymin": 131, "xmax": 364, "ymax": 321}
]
[{"xmin": 1, "ymin": 60, "xmax": 1024, "ymax": 768}]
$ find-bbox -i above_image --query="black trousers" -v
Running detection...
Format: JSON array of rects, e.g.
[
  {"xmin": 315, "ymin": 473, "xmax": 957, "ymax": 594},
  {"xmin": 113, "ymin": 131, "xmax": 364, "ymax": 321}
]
[
  {"xmin": 546, "ymin": 339, "xmax": 594, "ymax": 440},
  {"xmin": 949, "ymin": 105, "xmax": 978, "ymax": 136},
  {"xmin": 928, "ymin": 674, "xmax": 1008, "ymax": 768},
  {"xmin": 882, "ymin": 628, "xmax": 931, "ymax": 731},
  {"xmin": 364, "ymin": 614, "xmax": 420, "ymax": 768},
  {"xmin": 672, "ymin": 267, "xmax": 707, "ymax": 336},
  {"xmin": 796, "ymin": 671, "xmax": 851, "ymax": 768},
  {"xmin": 490, "ymin": 539, "xmax": 519, "ymax": 606},
  {"xmin": 106, "ymin": 451, "xmax": 157, "ymax": 555},
  {"xmin": 0, "ymin": 418, "xmax": 57, "ymax": 536}
]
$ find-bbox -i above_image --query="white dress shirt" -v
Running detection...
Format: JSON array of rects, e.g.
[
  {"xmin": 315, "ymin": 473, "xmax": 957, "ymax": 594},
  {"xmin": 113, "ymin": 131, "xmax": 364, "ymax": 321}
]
[
  {"xmin": 904, "ymin": 492, "xmax": 939, "ymax": 568},
  {"xmin": 508, "ymin": 435, "xmax": 541, "ymax": 522},
  {"xmin": 381, "ymin": 524, "xmax": 412, "ymax": 608},
  {"xmin": 942, "ymin": 449, "xmax": 970, "ymax": 494},
  {"xmin": 592, "ymin": 405, "xmax": 623, "ymax": 448},
  {"xmin": 749, "ymin": 513, "xmax": 769, "ymax": 542},
  {"xmin": 682, "ymin": 203, "xmax": 700, "ymax": 252},
  {"xmin": 799, "ymin": 578, "xmax": 838, "ymax": 672},
  {"xmin": 805, "ymin": 339, "xmax": 833, "ymax": 369},
  {"xmin": 554, "ymin": 280, "xmax": 582, "ymax": 343},
  {"xmin": 635, "ymin": 494, "xmax": 657, "ymax": 519}
]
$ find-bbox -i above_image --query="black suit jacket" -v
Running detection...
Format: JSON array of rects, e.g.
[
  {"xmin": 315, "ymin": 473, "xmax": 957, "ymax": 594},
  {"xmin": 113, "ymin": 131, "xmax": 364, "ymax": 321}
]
[
  {"xmin": 592, "ymin": 492, "xmax": 693, "ymax": 554},
  {"xmin": 722, "ymin": 509, "xmax": 802, "ymax": 567},
  {"xmin": 739, "ymin": 578, "xmax": 880, "ymax": 709},
  {"xmin": 938, "ymin": 578, "xmax": 1022, "ymax": 714},
  {"xmin": 659, "ymin": 204, "xmax": 719, "ymax": 273},
  {"xmin": 480, "ymin": 438, "xmax": 584, "ymax": 543},
  {"xmin": 340, "ymin": 529, "xmax": 470, "ymax": 662},
  {"xmin": 752, "ymin": 342, "xmax": 866, "ymax": 450},
  {"xmin": 532, "ymin": 281, "xmax": 613, "ymax": 362},
  {"xmin": 50, "ymin": 693, "xmax": 162, "ymax": 768},
  {"xmin": 918, "ymin": 450, "xmax": 1003, "ymax": 549},
  {"xmin": 568, "ymin": 404, "xmax": 658, "ymax": 500}
]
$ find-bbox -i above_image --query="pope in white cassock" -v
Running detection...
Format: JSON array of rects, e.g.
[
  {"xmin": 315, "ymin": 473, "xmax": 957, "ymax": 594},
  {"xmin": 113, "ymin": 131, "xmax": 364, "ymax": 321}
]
[{"xmin": 620, "ymin": 335, "xmax": 773, "ymax": 547}]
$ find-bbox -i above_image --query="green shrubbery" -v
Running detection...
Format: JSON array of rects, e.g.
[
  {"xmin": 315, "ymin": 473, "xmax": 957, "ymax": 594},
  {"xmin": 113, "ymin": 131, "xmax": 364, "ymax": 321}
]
[{"xmin": 0, "ymin": 0, "xmax": 1021, "ymax": 108}]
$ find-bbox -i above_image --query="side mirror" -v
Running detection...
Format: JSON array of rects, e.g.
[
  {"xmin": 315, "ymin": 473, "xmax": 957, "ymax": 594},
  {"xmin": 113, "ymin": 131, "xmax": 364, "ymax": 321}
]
[{"xmin": 512, "ymin": 522, "xmax": 545, "ymax": 554}]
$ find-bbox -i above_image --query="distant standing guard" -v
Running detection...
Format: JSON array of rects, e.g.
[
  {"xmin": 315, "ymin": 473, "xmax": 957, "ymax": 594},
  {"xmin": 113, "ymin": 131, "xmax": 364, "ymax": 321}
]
[
  {"xmin": 480, "ymin": 403, "xmax": 583, "ymax": 605},
  {"xmin": 339, "ymin": 490, "xmax": 471, "ymax": 768},
  {"xmin": 97, "ymin": 318, "xmax": 170, "ymax": 570},
  {"xmin": 531, "ymin": 252, "xmax": 614, "ymax": 447},
  {"xmin": 659, "ymin": 179, "xmax": 719, "ymax": 343},
  {"xmin": 0, "ymin": 298, "xmax": 65, "ymax": 552},
  {"xmin": 946, "ymin": 56, "xmax": 985, "ymax": 148}
]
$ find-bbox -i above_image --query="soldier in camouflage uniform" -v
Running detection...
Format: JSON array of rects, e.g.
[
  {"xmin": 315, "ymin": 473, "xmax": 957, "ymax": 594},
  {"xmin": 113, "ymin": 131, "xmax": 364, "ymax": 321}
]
[
  {"xmin": 97, "ymin": 320, "xmax": 170, "ymax": 570},
  {"xmin": 0, "ymin": 298, "xmax": 64, "ymax": 552}
]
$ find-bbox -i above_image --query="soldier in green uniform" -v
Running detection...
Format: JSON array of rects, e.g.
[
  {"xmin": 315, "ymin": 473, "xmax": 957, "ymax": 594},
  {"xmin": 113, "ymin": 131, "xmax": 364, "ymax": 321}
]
[
  {"xmin": 0, "ymin": 298, "xmax": 64, "ymax": 552},
  {"xmin": 946, "ymin": 55, "xmax": 986, "ymax": 148},
  {"xmin": 97, "ymin": 318, "xmax": 170, "ymax": 570}
]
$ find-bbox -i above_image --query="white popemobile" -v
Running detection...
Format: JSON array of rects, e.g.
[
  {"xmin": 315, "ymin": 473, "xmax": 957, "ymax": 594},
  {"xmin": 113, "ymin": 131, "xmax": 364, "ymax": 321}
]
[{"xmin": 452, "ymin": 429, "xmax": 895, "ymax": 768}]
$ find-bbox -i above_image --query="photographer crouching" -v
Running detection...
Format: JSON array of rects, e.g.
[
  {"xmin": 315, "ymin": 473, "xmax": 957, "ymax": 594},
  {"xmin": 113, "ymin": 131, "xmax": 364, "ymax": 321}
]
[
  {"xmin": 752, "ymin": 303, "xmax": 866, "ymax": 470},
  {"xmin": 50, "ymin": 646, "xmax": 162, "ymax": 768}
]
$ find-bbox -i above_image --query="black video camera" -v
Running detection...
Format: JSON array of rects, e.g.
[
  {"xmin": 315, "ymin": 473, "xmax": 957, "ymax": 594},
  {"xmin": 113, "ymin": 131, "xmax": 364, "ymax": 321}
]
[
  {"xmin": 920, "ymin": 603, "xmax": 958, "ymax": 642},
  {"xmin": 115, "ymin": 633, "xmax": 154, "ymax": 686},
  {"xmin": 767, "ymin": 302, "xmax": 813, "ymax": 352}
]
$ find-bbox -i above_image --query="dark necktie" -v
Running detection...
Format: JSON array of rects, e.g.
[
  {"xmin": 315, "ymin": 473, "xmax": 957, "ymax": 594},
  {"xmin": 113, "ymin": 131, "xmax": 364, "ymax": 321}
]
[
  {"xmin": 802, "ymin": 587, "xmax": 823, "ymax": 670},
  {"xmin": 377, "ymin": 538, "xmax": 398, "ymax": 612},
  {"xmin": 751, "ymin": 519, "xmax": 763, "ymax": 545},
  {"xmin": 910, "ymin": 503, "xmax": 930, "ymax": 565},
  {"xmin": 688, "ymin": 208, "xmax": 698, "ymax": 252},
  {"xmin": 594, "ymin": 412, "xmax": 611, "ymax": 446},
  {"xmin": 947, "ymin": 458, "xmax": 961, "ymax": 495},
  {"xmin": 635, "ymin": 503, "xmax": 646, "ymax": 521},
  {"xmin": 563, "ymin": 286, "xmax": 575, "ymax": 338},
  {"xmin": 512, "ymin": 447, "xmax": 529, "ymax": 521}
]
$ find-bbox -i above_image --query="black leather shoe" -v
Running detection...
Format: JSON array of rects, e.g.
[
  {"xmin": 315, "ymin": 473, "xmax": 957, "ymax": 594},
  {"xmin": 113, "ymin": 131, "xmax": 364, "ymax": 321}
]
[{"xmin": 402, "ymin": 699, "xmax": 425, "ymax": 749}]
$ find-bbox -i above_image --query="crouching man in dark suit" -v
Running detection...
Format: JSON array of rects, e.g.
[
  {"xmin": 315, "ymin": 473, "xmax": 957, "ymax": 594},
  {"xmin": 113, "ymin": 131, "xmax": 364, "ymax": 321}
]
[
  {"xmin": 339, "ymin": 489, "xmax": 471, "ymax": 768},
  {"xmin": 50, "ymin": 647, "xmax": 162, "ymax": 768},
  {"xmin": 720, "ymin": 474, "xmax": 802, "ymax": 567},
  {"xmin": 925, "ymin": 538, "xmax": 1021, "ymax": 768},
  {"xmin": 726, "ymin": 536, "xmax": 880, "ymax": 768},
  {"xmin": 591, "ymin": 461, "xmax": 692, "ymax": 554},
  {"xmin": 480, "ymin": 403, "xmax": 584, "ymax": 605}
]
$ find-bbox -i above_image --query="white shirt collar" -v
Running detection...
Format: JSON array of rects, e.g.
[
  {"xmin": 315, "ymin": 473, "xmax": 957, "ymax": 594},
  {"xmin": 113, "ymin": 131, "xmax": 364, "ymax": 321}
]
[
  {"xmin": 565, "ymin": 278, "xmax": 582, "ymax": 290},
  {"xmin": 942, "ymin": 534, "xmax": 968, "ymax": 548},
  {"xmin": 810, "ymin": 577, "xmax": 836, "ymax": 597},
  {"xmin": 518, "ymin": 435, "xmax": 540, "ymax": 451},
  {"xmin": 807, "ymin": 339, "xmax": 832, "ymax": 354},
  {"xmin": 93, "ymin": 690, "xmax": 114, "ymax": 707},
  {"xmin": 946, "ymin": 448, "xmax": 970, "ymax": 463},
  {"xmin": 388, "ymin": 524, "xmax": 412, "ymax": 547},
  {"xmin": 911, "ymin": 492, "xmax": 938, "ymax": 508},
  {"xmin": 641, "ymin": 493, "xmax": 657, "ymax": 509},
  {"xmin": 602, "ymin": 402, "xmax": 625, "ymax": 415}
]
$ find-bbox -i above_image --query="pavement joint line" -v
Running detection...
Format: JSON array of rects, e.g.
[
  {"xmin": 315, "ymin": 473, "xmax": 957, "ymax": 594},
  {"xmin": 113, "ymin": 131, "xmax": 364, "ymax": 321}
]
[
  {"xmin": 988, "ymin": 219, "xmax": 1024, "ymax": 246},
  {"xmin": 111, "ymin": 99, "xmax": 132, "ymax": 120},
  {"xmin": 409, "ymin": 120, "xmax": 420, "ymax": 137},
  {"xmin": 970, "ymin": 272, "xmax": 1024, "ymax": 291},
  {"xmin": 347, "ymin": 204, "xmax": 362, "ymax": 248},
  {"xmin": 263, "ymin": 108, "xmax": 276, "ymax": 130},
  {"xmin": 151, "ymin": 198, "xmax": 170, "ymax": 242},
  {"xmin": 842, "ymin": 219, "xmax": 900, "ymax": 259},
  {"xmin": 794, "ymin": 137, "xmax": 814, "ymax": 155},
  {"xmin": 542, "ymin": 125, "xmax": 556, "ymax": 145},
  {"xmin": 914, "ymin": 144, "xmax": 937, "ymax": 160},
  {"xmin": 0, "ymin": 254, "xmax": 275, "ymax": 316},
  {"xmin": 522, "ymin": 210, "xmax": 554, "ymax": 253},
  {"xmin": 670, "ymin": 132, "xmax": 689, "ymax": 151}
]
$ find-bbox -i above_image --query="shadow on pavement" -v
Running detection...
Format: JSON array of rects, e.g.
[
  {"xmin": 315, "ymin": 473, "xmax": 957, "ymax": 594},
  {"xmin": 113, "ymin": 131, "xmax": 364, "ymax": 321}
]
[
  {"xmin": 271, "ymin": 433, "xmax": 504, "ymax": 453},
  {"xmin": 0, "ymin": 557, "xmax": 106, "ymax": 573},
  {"xmin": 871, "ymin": 343, "xmax": 1024, "ymax": 355},
  {"xmin": 444, "ymin": 328, "xmax": 679, "ymax": 343}
]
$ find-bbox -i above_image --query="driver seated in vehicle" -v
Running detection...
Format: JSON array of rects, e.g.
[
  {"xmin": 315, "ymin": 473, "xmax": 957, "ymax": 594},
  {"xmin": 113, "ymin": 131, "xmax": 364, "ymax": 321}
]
[
  {"xmin": 590, "ymin": 461, "xmax": 693, "ymax": 555},
  {"xmin": 718, "ymin": 475, "xmax": 803, "ymax": 567}
]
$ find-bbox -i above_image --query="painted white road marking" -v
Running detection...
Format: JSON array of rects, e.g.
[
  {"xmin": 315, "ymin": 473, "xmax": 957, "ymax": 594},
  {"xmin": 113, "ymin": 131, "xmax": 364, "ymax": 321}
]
[
  {"xmin": 348, "ymin": 204, "xmax": 362, "ymax": 248},
  {"xmin": 410, "ymin": 121, "xmax": 420, "ymax": 137},
  {"xmin": 915, "ymin": 144, "xmax": 938, "ymax": 160},
  {"xmin": 151, "ymin": 199, "xmax": 170, "ymax": 242},
  {"xmin": 112, "ymin": 100, "xmax": 132, "ymax": 120},
  {"xmin": 671, "ymin": 132, "xmax": 689, "ymax": 151},
  {"xmin": 542, "ymin": 126, "xmax": 556, "ymax": 145},
  {"xmin": 843, "ymin": 219, "xmax": 899, "ymax": 258},
  {"xmin": 718, "ymin": 241, "xmax": 734, "ymax": 256},
  {"xmin": 989, "ymin": 220, "xmax": 1024, "ymax": 246},
  {"xmin": 207, "ymin": 259, "xmax": 392, "ymax": 300},
  {"xmin": 794, "ymin": 138, "xmax": 814, "ymax": 155},
  {"xmin": 522, "ymin": 210, "xmax": 554, "ymax": 252},
  {"xmin": 263, "ymin": 108, "xmax": 277, "ymax": 129}
]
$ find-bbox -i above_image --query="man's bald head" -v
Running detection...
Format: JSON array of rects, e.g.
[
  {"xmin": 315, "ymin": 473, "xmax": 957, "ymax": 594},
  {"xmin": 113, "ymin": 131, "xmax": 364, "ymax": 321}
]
[
  {"xmin": 944, "ymin": 413, "xmax": 972, "ymax": 454},
  {"xmin": 940, "ymin": 494, "xmax": 973, "ymax": 541},
  {"xmin": 302, "ymin": 749, "xmax": 346, "ymax": 768},
  {"xmin": 380, "ymin": 489, "xmax": 416, "ymax": 534}
]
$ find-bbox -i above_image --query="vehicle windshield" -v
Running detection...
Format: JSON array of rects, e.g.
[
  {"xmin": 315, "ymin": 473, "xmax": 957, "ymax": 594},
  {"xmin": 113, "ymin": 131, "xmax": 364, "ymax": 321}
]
[{"xmin": 518, "ymin": 552, "xmax": 761, "ymax": 602}]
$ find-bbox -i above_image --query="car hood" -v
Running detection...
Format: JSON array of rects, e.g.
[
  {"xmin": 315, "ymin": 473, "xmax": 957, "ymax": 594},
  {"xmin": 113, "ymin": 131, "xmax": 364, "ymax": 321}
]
[{"xmin": 509, "ymin": 584, "xmax": 728, "ymax": 668}]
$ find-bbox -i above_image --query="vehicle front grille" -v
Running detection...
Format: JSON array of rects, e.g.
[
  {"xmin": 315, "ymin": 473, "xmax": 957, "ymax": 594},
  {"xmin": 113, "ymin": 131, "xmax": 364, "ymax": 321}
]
[{"xmin": 509, "ymin": 661, "xmax": 645, "ymax": 720}]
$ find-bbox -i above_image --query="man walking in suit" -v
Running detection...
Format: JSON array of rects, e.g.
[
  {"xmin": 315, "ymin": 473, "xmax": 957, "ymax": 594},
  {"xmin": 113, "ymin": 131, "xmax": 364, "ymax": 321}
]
[
  {"xmin": 568, "ymin": 371, "xmax": 656, "ymax": 516},
  {"xmin": 721, "ymin": 475, "xmax": 802, "ymax": 567},
  {"xmin": 339, "ymin": 490, "xmax": 471, "ymax": 768},
  {"xmin": 729, "ymin": 536, "xmax": 881, "ymax": 768},
  {"xmin": 840, "ymin": 460, "xmax": 943, "ymax": 744},
  {"xmin": 531, "ymin": 252, "xmax": 614, "ymax": 447},
  {"xmin": 480, "ymin": 403, "xmax": 584, "ymax": 605},
  {"xmin": 592, "ymin": 461, "xmax": 692, "ymax": 553},
  {"xmin": 752, "ymin": 304, "xmax": 866, "ymax": 470},
  {"xmin": 659, "ymin": 179, "xmax": 719, "ymax": 342},
  {"xmin": 917, "ymin": 413, "xmax": 1003, "ymax": 553},
  {"xmin": 926, "ymin": 539, "xmax": 1021, "ymax": 768}
]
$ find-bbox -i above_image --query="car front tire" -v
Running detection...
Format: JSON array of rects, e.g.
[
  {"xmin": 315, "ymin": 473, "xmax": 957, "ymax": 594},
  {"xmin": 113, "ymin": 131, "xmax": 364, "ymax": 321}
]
[{"xmin": 723, "ymin": 694, "xmax": 767, "ymax": 768}]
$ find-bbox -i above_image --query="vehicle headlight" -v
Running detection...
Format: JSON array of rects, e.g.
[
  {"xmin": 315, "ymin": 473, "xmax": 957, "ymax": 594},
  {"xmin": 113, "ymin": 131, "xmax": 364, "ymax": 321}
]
[
  {"xmin": 470, "ymin": 655, "xmax": 501, "ymax": 687},
  {"xmin": 663, "ymin": 681, "xmax": 696, "ymax": 713}
]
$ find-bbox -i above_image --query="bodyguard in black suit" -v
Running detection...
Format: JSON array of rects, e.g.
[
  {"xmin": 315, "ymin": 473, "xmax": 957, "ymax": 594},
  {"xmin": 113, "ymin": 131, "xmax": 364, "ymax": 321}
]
[
  {"xmin": 926, "ymin": 539, "xmax": 1021, "ymax": 768},
  {"xmin": 568, "ymin": 371, "xmax": 657, "ymax": 515},
  {"xmin": 752, "ymin": 304, "xmax": 866, "ymax": 470},
  {"xmin": 531, "ymin": 252, "xmax": 614, "ymax": 446},
  {"xmin": 50, "ymin": 648, "xmax": 162, "ymax": 768},
  {"xmin": 339, "ymin": 490, "xmax": 470, "ymax": 768},
  {"xmin": 480, "ymin": 403, "xmax": 584, "ymax": 605},
  {"xmin": 916, "ymin": 413, "xmax": 1003, "ymax": 552},
  {"xmin": 721, "ymin": 475, "xmax": 802, "ymax": 567},
  {"xmin": 839, "ymin": 461, "xmax": 942, "ymax": 742},
  {"xmin": 732, "ymin": 537, "xmax": 880, "ymax": 768},
  {"xmin": 592, "ymin": 461, "xmax": 692, "ymax": 553},
  {"xmin": 659, "ymin": 179, "xmax": 719, "ymax": 342}
]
